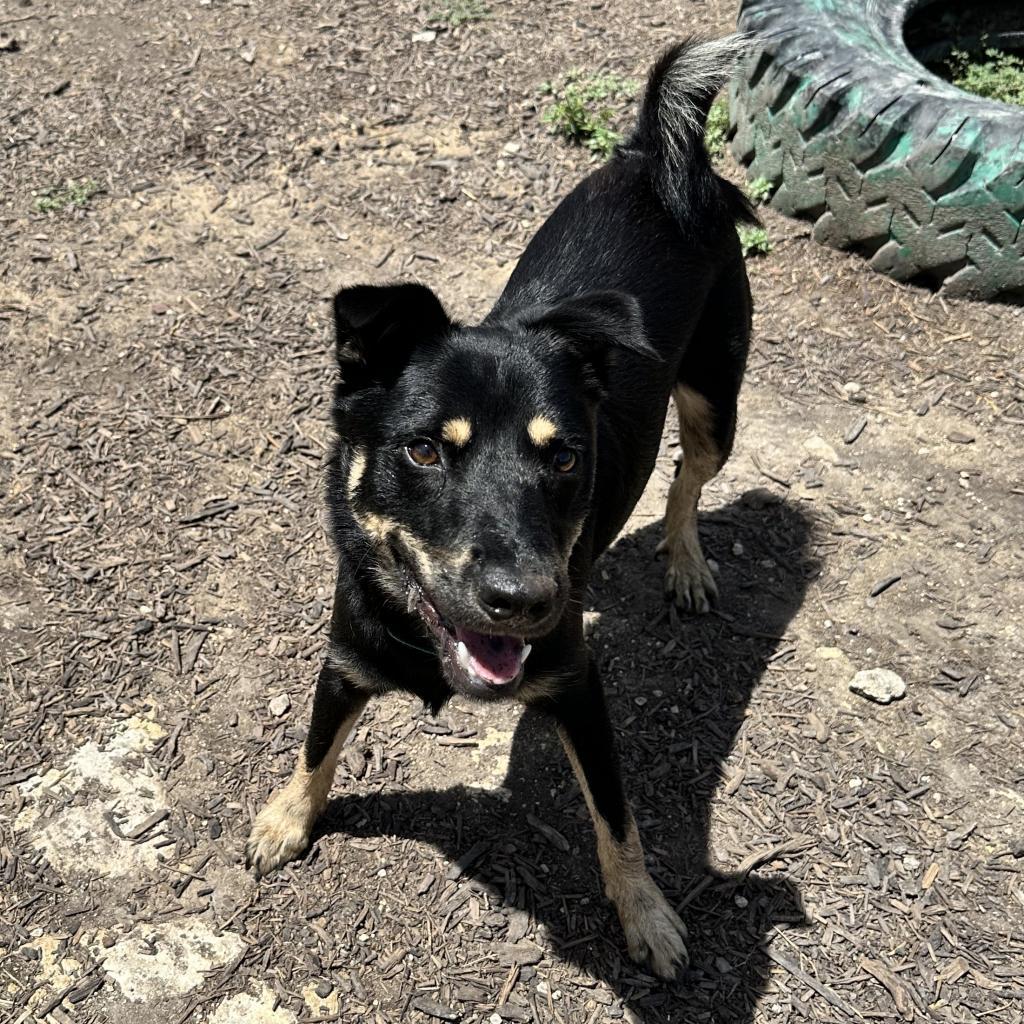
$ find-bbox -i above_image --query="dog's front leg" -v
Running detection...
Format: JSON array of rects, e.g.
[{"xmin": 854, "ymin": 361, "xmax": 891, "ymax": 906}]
[
  {"xmin": 551, "ymin": 660, "xmax": 688, "ymax": 980},
  {"xmin": 246, "ymin": 661, "xmax": 368, "ymax": 876}
]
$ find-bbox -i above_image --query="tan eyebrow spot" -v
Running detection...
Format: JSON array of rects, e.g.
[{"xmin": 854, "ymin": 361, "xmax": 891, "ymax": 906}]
[
  {"xmin": 441, "ymin": 417, "xmax": 472, "ymax": 446},
  {"xmin": 527, "ymin": 415, "xmax": 558, "ymax": 447}
]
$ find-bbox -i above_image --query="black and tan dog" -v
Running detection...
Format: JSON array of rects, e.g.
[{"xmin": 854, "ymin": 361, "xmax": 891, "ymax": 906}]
[{"xmin": 246, "ymin": 37, "xmax": 756, "ymax": 979}]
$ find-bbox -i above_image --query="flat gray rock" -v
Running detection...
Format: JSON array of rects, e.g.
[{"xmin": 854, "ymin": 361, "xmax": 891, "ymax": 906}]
[{"xmin": 849, "ymin": 668, "xmax": 906, "ymax": 704}]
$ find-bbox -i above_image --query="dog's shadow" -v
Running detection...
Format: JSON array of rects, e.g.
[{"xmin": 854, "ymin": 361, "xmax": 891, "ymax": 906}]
[{"xmin": 321, "ymin": 496, "xmax": 815, "ymax": 1022}]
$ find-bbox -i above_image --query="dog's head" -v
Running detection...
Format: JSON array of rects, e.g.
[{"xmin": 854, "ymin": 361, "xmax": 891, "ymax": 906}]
[{"xmin": 329, "ymin": 282, "xmax": 652, "ymax": 700}]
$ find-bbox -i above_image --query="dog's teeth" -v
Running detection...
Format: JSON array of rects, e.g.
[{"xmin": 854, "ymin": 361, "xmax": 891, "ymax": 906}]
[
  {"xmin": 456, "ymin": 641, "xmax": 470, "ymax": 671},
  {"xmin": 520, "ymin": 644, "xmax": 532, "ymax": 664}
]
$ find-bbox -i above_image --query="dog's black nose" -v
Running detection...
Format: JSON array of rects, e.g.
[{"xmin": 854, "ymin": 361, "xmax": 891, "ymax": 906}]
[{"xmin": 478, "ymin": 568, "xmax": 557, "ymax": 624}]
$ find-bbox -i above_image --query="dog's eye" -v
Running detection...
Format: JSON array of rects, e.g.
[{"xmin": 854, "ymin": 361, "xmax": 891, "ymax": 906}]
[
  {"xmin": 407, "ymin": 439, "xmax": 440, "ymax": 467},
  {"xmin": 552, "ymin": 447, "xmax": 577, "ymax": 473}
]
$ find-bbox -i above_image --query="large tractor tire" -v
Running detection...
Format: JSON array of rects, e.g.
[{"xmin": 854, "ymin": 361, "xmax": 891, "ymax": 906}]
[{"xmin": 730, "ymin": 0, "xmax": 1024, "ymax": 302}]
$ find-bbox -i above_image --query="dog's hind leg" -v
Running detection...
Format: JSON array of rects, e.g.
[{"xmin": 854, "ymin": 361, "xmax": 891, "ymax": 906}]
[
  {"xmin": 246, "ymin": 661, "xmax": 368, "ymax": 876},
  {"xmin": 660, "ymin": 266, "xmax": 750, "ymax": 613},
  {"xmin": 545, "ymin": 660, "xmax": 688, "ymax": 979},
  {"xmin": 658, "ymin": 383, "xmax": 727, "ymax": 614}
]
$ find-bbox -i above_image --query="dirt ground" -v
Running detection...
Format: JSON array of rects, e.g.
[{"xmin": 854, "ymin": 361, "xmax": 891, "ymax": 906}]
[{"xmin": 2, "ymin": 2, "xmax": 1023, "ymax": 1023}]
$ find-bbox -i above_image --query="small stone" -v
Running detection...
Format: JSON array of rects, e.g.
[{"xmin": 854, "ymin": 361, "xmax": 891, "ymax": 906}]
[
  {"xmin": 268, "ymin": 694, "xmax": 291, "ymax": 717},
  {"xmin": 804, "ymin": 434, "xmax": 839, "ymax": 463},
  {"xmin": 412, "ymin": 30, "xmax": 437, "ymax": 43},
  {"xmin": 505, "ymin": 909, "xmax": 531, "ymax": 944},
  {"xmin": 315, "ymin": 980, "xmax": 333, "ymax": 998},
  {"xmin": 731, "ymin": 541, "xmax": 745, "ymax": 556},
  {"xmin": 849, "ymin": 668, "xmax": 906, "ymax": 704},
  {"xmin": 494, "ymin": 1006, "xmax": 531, "ymax": 1023},
  {"xmin": 496, "ymin": 941, "xmax": 544, "ymax": 966},
  {"xmin": 343, "ymin": 747, "xmax": 367, "ymax": 778}
]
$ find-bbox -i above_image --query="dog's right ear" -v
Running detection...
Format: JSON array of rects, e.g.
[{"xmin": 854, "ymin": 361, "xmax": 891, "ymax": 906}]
[{"xmin": 333, "ymin": 283, "xmax": 451, "ymax": 386}]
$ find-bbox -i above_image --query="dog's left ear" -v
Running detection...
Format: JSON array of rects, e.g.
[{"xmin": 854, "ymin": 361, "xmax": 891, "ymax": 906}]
[
  {"xmin": 333, "ymin": 283, "xmax": 451, "ymax": 386},
  {"xmin": 524, "ymin": 290, "xmax": 658, "ymax": 379}
]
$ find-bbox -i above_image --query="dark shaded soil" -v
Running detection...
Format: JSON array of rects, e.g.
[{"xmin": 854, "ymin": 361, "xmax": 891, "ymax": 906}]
[{"xmin": 2, "ymin": 3, "xmax": 1023, "ymax": 1023}]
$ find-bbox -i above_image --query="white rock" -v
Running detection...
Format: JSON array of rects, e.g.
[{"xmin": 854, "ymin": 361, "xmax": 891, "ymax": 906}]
[
  {"xmin": 804, "ymin": 434, "xmax": 839, "ymax": 463},
  {"xmin": 849, "ymin": 668, "xmax": 906, "ymax": 704},
  {"xmin": 102, "ymin": 920, "xmax": 244, "ymax": 1002},
  {"xmin": 412, "ymin": 30, "xmax": 437, "ymax": 42},
  {"xmin": 269, "ymin": 694, "xmax": 291, "ymax": 717},
  {"xmin": 16, "ymin": 717, "xmax": 169, "ymax": 877}
]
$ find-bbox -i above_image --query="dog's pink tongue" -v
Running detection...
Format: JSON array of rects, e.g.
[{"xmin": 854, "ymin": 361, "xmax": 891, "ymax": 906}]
[{"xmin": 457, "ymin": 628, "xmax": 524, "ymax": 684}]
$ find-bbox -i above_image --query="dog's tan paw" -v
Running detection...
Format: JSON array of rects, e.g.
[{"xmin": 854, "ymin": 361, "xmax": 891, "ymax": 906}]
[
  {"xmin": 245, "ymin": 796, "xmax": 313, "ymax": 877},
  {"xmin": 661, "ymin": 544, "xmax": 718, "ymax": 614},
  {"xmin": 612, "ymin": 875, "xmax": 689, "ymax": 980},
  {"xmin": 610, "ymin": 876, "xmax": 692, "ymax": 978}
]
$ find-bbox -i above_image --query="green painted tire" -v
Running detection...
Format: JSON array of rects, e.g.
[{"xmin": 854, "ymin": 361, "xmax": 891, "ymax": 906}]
[{"xmin": 730, "ymin": 0, "xmax": 1024, "ymax": 302}]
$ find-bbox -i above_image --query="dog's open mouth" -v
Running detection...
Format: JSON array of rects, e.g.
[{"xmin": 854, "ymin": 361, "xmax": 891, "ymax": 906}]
[
  {"xmin": 410, "ymin": 586, "xmax": 531, "ymax": 693},
  {"xmin": 454, "ymin": 628, "xmax": 531, "ymax": 685}
]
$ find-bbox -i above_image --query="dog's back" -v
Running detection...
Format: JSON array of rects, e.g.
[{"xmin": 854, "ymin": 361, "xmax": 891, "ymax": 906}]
[{"xmin": 489, "ymin": 37, "xmax": 757, "ymax": 554}]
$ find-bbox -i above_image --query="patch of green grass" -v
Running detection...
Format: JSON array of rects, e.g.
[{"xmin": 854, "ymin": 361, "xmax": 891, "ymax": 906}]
[
  {"xmin": 428, "ymin": 0, "xmax": 490, "ymax": 27},
  {"xmin": 541, "ymin": 70, "xmax": 637, "ymax": 158},
  {"xmin": 34, "ymin": 179, "xmax": 101, "ymax": 214},
  {"xmin": 704, "ymin": 97, "xmax": 730, "ymax": 160},
  {"xmin": 949, "ymin": 46, "xmax": 1024, "ymax": 106},
  {"xmin": 738, "ymin": 224, "xmax": 771, "ymax": 258},
  {"xmin": 745, "ymin": 176, "xmax": 774, "ymax": 205}
]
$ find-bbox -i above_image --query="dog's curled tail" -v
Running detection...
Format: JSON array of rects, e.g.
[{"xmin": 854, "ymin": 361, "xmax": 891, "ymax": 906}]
[{"xmin": 628, "ymin": 36, "xmax": 757, "ymax": 228}]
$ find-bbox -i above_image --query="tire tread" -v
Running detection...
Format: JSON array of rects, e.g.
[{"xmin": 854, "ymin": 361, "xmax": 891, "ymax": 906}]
[{"xmin": 731, "ymin": 0, "xmax": 1024, "ymax": 300}]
